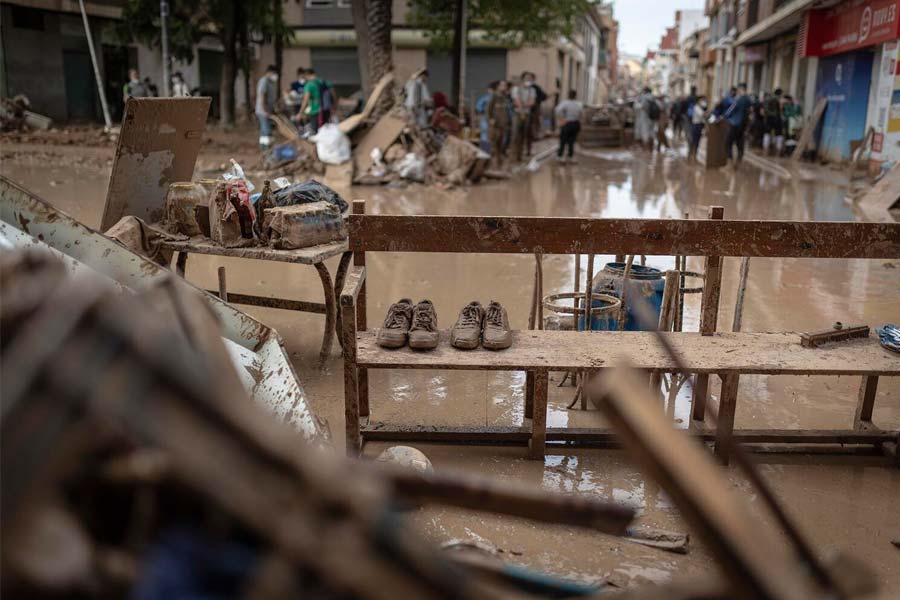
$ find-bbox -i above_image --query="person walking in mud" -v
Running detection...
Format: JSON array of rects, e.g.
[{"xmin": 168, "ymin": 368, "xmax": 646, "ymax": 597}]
[
  {"xmin": 511, "ymin": 72, "xmax": 537, "ymax": 162},
  {"xmin": 687, "ymin": 95, "xmax": 709, "ymax": 162},
  {"xmin": 255, "ymin": 65, "xmax": 279, "ymax": 151},
  {"xmin": 633, "ymin": 87, "xmax": 655, "ymax": 151},
  {"xmin": 554, "ymin": 89, "xmax": 583, "ymax": 164},
  {"xmin": 486, "ymin": 80, "xmax": 512, "ymax": 170},
  {"xmin": 123, "ymin": 69, "xmax": 149, "ymax": 101},
  {"xmin": 722, "ymin": 83, "xmax": 750, "ymax": 168},
  {"xmin": 656, "ymin": 95, "xmax": 671, "ymax": 153}
]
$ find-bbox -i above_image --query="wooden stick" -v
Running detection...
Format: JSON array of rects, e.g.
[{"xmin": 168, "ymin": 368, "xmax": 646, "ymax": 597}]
[
  {"xmin": 383, "ymin": 468, "xmax": 634, "ymax": 535},
  {"xmin": 573, "ymin": 253, "xmax": 581, "ymax": 333},
  {"xmin": 649, "ymin": 270, "xmax": 680, "ymax": 398},
  {"xmin": 731, "ymin": 257, "xmax": 750, "ymax": 332},
  {"xmin": 692, "ymin": 206, "xmax": 724, "ymax": 423},
  {"xmin": 217, "ymin": 266, "xmax": 228, "ymax": 303},
  {"xmin": 535, "ymin": 252, "xmax": 544, "ymax": 330},
  {"xmin": 616, "ymin": 255, "xmax": 635, "ymax": 331},
  {"xmin": 528, "ymin": 262, "xmax": 538, "ymax": 331}
]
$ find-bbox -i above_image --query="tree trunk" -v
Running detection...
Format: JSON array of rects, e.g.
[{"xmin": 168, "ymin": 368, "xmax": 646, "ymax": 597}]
[
  {"xmin": 219, "ymin": 0, "xmax": 239, "ymax": 127},
  {"xmin": 239, "ymin": 3, "xmax": 252, "ymax": 121},
  {"xmin": 273, "ymin": 0, "xmax": 285, "ymax": 83},
  {"xmin": 351, "ymin": 0, "xmax": 371, "ymax": 95},
  {"xmin": 366, "ymin": 0, "xmax": 393, "ymax": 117},
  {"xmin": 451, "ymin": 0, "xmax": 467, "ymax": 113}
]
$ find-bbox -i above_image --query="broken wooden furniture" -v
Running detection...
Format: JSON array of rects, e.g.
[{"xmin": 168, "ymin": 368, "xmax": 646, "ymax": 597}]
[
  {"xmin": 340, "ymin": 201, "xmax": 900, "ymax": 460},
  {"xmin": 0, "ymin": 175, "xmax": 326, "ymax": 442},
  {"xmin": 160, "ymin": 237, "xmax": 350, "ymax": 367}
]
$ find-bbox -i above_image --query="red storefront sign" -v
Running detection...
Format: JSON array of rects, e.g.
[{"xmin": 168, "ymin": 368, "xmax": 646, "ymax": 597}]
[{"xmin": 802, "ymin": 0, "xmax": 900, "ymax": 57}]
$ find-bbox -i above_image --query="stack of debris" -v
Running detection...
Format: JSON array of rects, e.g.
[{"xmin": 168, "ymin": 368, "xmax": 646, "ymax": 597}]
[
  {"xmin": 579, "ymin": 103, "xmax": 634, "ymax": 148},
  {"xmin": 261, "ymin": 72, "xmax": 496, "ymax": 189},
  {"xmin": 0, "ymin": 95, "xmax": 52, "ymax": 132}
]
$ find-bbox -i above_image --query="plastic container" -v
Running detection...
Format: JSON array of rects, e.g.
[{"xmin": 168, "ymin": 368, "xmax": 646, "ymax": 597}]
[{"xmin": 591, "ymin": 262, "xmax": 665, "ymax": 330}]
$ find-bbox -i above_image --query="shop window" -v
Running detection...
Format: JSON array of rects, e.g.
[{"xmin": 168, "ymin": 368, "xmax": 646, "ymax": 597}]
[{"xmin": 11, "ymin": 6, "xmax": 44, "ymax": 31}]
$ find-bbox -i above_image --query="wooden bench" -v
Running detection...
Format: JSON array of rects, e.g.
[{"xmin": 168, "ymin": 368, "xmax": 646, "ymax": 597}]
[{"xmin": 340, "ymin": 200, "xmax": 900, "ymax": 460}]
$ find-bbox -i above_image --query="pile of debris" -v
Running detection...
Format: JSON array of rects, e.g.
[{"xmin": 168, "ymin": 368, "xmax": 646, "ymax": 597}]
[
  {"xmin": 260, "ymin": 73, "xmax": 497, "ymax": 189},
  {"xmin": 0, "ymin": 95, "xmax": 52, "ymax": 133}
]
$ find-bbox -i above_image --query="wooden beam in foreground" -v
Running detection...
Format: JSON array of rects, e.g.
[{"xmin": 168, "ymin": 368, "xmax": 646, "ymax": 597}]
[{"xmin": 348, "ymin": 214, "xmax": 900, "ymax": 258}]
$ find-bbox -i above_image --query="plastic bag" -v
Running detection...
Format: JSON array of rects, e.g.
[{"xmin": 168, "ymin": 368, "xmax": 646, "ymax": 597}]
[
  {"xmin": 370, "ymin": 148, "xmax": 387, "ymax": 177},
  {"xmin": 394, "ymin": 152, "xmax": 426, "ymax": 182},
  {"xmin": 313, "ymin": 123, "xmax": 351, "ymax": 165},
  {"xmin": 270, "ymin": 179, "xmax": 349, "ymax": 214},
  {"xmin": 221, "ymin": 158, "xmax": 255, "ymax": 192}
]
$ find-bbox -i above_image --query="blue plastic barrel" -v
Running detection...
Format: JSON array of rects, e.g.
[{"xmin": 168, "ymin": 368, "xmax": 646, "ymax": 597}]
[
  {"xmin": 576, "ymin": 295, "xmax": 619, "ymax": 331},
  {"xmin": 590, "ymin": 262, "xmax": 665, "ymax": 330}
]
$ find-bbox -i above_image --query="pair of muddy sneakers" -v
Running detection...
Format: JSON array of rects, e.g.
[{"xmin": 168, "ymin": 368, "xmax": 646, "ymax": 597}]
[{"xmin": 376, "ymin": 299, "xmax": 512, "ymax": 351}]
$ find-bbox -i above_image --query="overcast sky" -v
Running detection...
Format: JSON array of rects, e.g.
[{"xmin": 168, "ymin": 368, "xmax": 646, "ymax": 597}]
[{"xmin": 613, "ymin": 0, "xmax": 708, "ymax": 57}]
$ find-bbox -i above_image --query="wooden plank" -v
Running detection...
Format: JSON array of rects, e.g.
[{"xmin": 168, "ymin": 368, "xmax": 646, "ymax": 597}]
[
  {"xmin": 595, "ymin": 368, "xmax": 821, "ymax": 598},
  {"xmin": 339, "ymin": 71, "xmax": 393, "ymax": 135},
  {"xmin": 383, "ymin": 469, "xmax": 634, "ymax": 535},
  {"xmin": 694, "ymin": 207, "xmax": 724, "ymax": 421},
  {"xmin": 854, "ymin": 376, "xmax": 878, "ymax": 429},
  {"xmin": 355, "ymin": 330, "xmax": 900, "ymax": 375},
  {"xmin": 205, "ymin": 291, "xmax": 327, "ymax": 314},
  {"xmin": 101, "ymin": 97, "xmax": 211, "ymax": 231},
  {"xmin": 792, "ymin": 97, "xmax": 828, "ymax": 162},
  {"xmin": 352, "ymin": 200, "xmax": 368, "ymax": 417},
  {"xmin": 159, "ymin": 238, "xmax": 348, "ymax": 265},
  {"xmin": 855, "ymin": 162, "xmax": 900, "ymax": 222},
  {"xmin": 714, "ymin": 373, "xmax": 740, "ymax": 465},
  {"xmin": 524, "ymin": 370, "xmax": 534, "ymax": 419},
  {"xmin": 528, "ymin": 370, "xmax": 548, "ymax": 460},
  {"xmin": 347, "ymin": 214, "xmax": 900, "ymax": 258},
  {"xmin": 352, "ymin": 115, "xmax": 406, "ymax": 176},
  {"xmin": 360, "ymin": 423, "xmax": 900, "ymax": 445},
  {"xmin": 800, "ymin": 325, "xmax": 869, "ymax": 348},
  {"xmin": 341, "ymin": 301, "xmax": 360, "ymax": 456}
]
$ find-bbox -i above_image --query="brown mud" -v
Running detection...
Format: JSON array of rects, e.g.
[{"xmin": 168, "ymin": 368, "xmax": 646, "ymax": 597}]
[{"xmin": 2, "ymin": 140, "xmax": 899, "ymax": 594}]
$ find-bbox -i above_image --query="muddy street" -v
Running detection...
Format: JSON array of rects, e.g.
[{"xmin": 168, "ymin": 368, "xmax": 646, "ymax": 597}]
[{"xmin": 3, "ymin": 143, "xmax": 899, "ymax": 593}]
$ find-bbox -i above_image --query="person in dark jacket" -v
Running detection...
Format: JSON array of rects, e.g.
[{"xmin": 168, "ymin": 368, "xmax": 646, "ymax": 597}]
[{"xmin": 722, "ymin": 83, "xmax": 750, "ymax": 167}]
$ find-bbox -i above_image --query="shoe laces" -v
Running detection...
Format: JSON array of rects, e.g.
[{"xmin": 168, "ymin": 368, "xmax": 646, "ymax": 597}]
[
  {"xmin": 384, "ymin": 304, "xmax": 409, "ymax": 328},
  {"xmin": 485, "ymin": 304, "xmax": 504, "ymax": 328},
  {"xmin": 413, "ymin": 306, "xmax": 436, "ymax": 331},
  {"xmin": 458, "ymin": 304, "xmax": 481, "ymax": 327}
]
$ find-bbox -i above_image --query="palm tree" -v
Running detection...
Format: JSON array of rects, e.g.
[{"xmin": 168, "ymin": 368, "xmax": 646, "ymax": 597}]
[{"xmin": 353, "ymin": 0, "xmax": 394, "ymax": 117}]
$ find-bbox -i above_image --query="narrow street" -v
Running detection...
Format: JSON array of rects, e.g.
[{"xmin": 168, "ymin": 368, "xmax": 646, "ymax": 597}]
[{"xmin": 4, "ymin": 139, "xmax": 898, "ymax": 591}]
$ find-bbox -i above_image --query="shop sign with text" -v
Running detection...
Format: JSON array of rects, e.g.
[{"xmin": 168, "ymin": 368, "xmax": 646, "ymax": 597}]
[{"xmin": 802, "ymin": 0, "xmax": 900, "ymax": 57}]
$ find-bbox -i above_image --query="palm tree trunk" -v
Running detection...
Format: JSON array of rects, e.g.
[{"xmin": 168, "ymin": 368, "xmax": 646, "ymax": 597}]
[
  {"xmin": 219, "ymin": 0, "xmax": 238, "ymax": 127},
  {"xmin": 351, "ymin": 0, "xmax": 371, "ymax": 95},
  {"xmin": 366, "ymin": 0, "xmax": 394, "ymax": 117}
]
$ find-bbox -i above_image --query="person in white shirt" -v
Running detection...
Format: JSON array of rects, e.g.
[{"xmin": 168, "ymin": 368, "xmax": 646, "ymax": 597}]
[
  {"xmin": 554, "ymin": 89, "xmax": 583, "ymax": 163},
  {"xmin": 171, "ymin": 72, "xmax": 191, "ymax": 97}
]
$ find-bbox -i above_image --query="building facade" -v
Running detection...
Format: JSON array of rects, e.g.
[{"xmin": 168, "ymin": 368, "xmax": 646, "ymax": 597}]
[{"xmin": 266, "ymin": 0, "xmax": 619, "ymax": 110}]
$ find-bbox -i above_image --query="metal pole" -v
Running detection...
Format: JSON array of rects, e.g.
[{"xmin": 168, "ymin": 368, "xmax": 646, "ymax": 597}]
[
  {"xmin": 78, "ymin": 0, "xmax": 112, "ymax": 129},
  {"xmin": 451, "ymin": 0, "xmax": 467, "ymax": 112},
  {"xmin": 160, "ymin": 0, "xmax": 171, "ymax": 97}
]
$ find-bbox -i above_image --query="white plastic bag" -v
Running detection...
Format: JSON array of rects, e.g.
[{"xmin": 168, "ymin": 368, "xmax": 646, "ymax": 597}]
[
  {"xmin": 313, "ymin": 123, "xmax": 351, "ymax": 165},
  {"xmin": 370, "ymin": 148, "xmax": 387, "ymax": 177},
  {"xmin": 222, "ymin": 158, "xmax": 255, "ymax": 192},
  {"xmin": 394, "ymin": 152, "xmax": 426, "ymax": 182}
]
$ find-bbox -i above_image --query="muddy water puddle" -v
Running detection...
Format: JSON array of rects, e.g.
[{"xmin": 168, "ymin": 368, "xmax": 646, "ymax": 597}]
[{"xmin": 3, "ymin": 145, "xmax": 899, "ymax": 592}]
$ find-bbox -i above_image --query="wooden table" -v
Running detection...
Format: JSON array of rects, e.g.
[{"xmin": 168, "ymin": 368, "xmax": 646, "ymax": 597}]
[{"xmin": 161, "ymin": 238, "xmax": 351, "ymax": 366}]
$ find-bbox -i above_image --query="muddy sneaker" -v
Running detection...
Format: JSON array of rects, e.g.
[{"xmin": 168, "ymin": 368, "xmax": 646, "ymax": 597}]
[
  {"xmin": 376, "ymin": 298, "xmax": 413, "ymax": 348},
  {"xmin": 451, "ymin": 301, "xmax": 485, "ymax": 350},
  {"xmin": 482, "ymin": 301, "xmax": 512, "ymax": 350},
  {"xmin": 408, "ymin": 300, "xmax": 440, "ymax": 350}
]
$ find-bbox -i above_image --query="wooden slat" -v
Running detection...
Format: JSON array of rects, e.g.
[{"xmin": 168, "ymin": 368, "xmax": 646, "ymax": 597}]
[
  {"xmin": 360, "ymin": 424, "xmax": 900, "ymax": 445},
  {"xmin": 355, "ymin": 330, "xmax": 900, "ymax": 375},
  {"xmin": 348, "ymin": 214, "xmax": 900, "ymax": 258}
]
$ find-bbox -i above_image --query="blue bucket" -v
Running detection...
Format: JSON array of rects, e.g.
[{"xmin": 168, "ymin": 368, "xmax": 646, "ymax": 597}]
[
  {"xmin": 576, "ymin": 294, "xmax": 620, "ymax": 331},
  {"xmin": 590, "ymin": 262, "xmax": 665, "ymax": 331}
]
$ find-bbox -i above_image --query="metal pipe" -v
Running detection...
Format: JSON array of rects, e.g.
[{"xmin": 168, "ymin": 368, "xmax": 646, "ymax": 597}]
[
  {"xmin": 160, "ymin": 0, "xmax": 172, "ymax": 97},
  {"xmin": 78, "ymin": 0, "xmax": 112, "ymax": 129}
]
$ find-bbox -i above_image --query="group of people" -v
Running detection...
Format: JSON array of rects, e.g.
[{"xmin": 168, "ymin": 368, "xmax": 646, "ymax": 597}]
[
  {"xmin": 122, "ymin": 68, "xmax": 193, "ymax": 102},
  {"xmin": 473, "ymin": 72, "xmax": 549, "ymax": 168},
  {"xmin": 255, "ymin": 64, "xmax": 335, "ymax": 150},
  {"xmin": 632, "ymin": 83, "xmax": 803, "ymax": 168}
]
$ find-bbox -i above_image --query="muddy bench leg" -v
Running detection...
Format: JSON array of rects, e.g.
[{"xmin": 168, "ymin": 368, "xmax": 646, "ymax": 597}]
[
  {"xmin": 714, "ymin": 373, "xmax": 739, "ymax": 465},
  {"xmin": 528, "ymin": 370, "xmax": 549, "ymax": 460},
  {"xmin": 854, "ymin": 376, "xmax": 878, "ymax": 430},
  {"xmin": 314, "ymin": 261, "xmax": 336, "ymax": 368},
  {"xmin": 525, "ymin": 370, "xmax": 535, "ymax": 420},
  {"xmin": 175, "ymin": 251, "xmax": 189, "ymax": 277}
]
